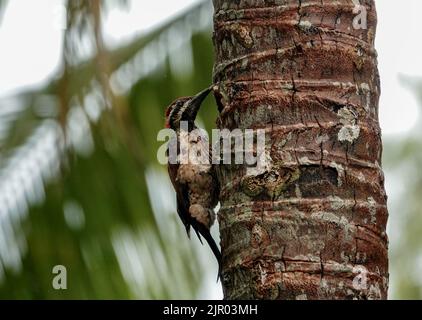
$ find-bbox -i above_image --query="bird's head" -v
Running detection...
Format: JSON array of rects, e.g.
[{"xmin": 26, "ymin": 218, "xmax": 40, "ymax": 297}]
[
  {"xmin": 165, "ymin": 97, "xmax": 191, "ymax": 130},
  {"xmin": 164, "ymin": 86, "xmax": 213, "ymax": 131}
]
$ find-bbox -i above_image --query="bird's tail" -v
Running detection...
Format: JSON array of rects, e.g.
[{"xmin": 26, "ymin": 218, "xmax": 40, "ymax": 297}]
[{"xmin": 192, "ymin": 221, "xmax": 223, "ymax": 282}]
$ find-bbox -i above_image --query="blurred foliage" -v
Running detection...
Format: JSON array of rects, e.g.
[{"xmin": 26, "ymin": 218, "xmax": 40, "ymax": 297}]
[
  {"xmin": 0, "ymin": 0, "xmax": 6, "ymax": 24},
  {"xmin": 384, "ymin": 75, "xmax": 422, "ymax": 300},
  {"xmin": 0, "ymin": 0, "xmax": 219, "ymax": 299}
]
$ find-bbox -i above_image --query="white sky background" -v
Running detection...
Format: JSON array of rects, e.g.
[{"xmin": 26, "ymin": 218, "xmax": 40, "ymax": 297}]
[{"xmin": 0, "ymin": 0, "xmax": 421, "ymax": 299}]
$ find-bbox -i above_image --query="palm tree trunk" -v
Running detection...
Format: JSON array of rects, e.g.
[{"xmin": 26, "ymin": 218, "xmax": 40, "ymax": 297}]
[{"xmin": 213, "ymin": 0, "xmax": 388, "ymax": 300}]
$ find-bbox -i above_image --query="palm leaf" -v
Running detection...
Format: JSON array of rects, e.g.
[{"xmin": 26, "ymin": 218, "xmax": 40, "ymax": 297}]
[{"xmin": 0, "ymin": 0, "xmax": 218, "ymax": 299}]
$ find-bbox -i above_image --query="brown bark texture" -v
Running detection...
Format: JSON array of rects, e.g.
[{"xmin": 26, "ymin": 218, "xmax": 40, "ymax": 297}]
[{"xmin": 213, "ymin": 0, "xmax": 388, "ymax": 300}]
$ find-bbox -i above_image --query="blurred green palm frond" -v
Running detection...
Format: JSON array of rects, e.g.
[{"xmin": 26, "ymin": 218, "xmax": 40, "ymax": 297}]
[
  {"xmin": 383, "ymin": 74, "xmax": 422, "ymax": 299},
  {"xmin": 0, "ymin": 0, "xmax": 218, "ymax": 299},
  {"xmin": 0, "ymin": 0, "xmax": 7, "ymax": 24}
]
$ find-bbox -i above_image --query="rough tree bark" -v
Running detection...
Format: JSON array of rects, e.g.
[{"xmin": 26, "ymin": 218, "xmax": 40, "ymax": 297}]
[{"xmin": 213, "ymin": 0, "xmax": 388, "ymax": 299}]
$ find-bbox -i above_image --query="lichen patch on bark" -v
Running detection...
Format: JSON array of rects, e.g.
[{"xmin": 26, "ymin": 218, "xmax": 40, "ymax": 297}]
[{"xmin": 337, "ymin": 106, "xmax": 361, "ymax": 143}]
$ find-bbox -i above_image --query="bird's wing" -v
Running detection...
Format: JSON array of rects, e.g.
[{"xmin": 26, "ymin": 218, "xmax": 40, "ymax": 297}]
[
  {"xmin": 169, "ymin": 162, "xmax": 192, "ymax": 237},
  {"xmin": 176, "ymin": 190, "xmax": 192, "ymax": 238}
]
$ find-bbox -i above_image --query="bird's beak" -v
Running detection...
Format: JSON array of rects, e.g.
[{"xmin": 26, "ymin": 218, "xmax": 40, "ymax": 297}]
[{"xmin": 189, "ymin": 85, "xmax": 214, "ymax": 108}]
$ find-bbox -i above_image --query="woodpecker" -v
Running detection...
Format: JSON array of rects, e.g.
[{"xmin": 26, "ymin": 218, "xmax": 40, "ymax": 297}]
[{"xmin": 165, "ymin": 86, "xmax": 222, "ymax": 278}]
